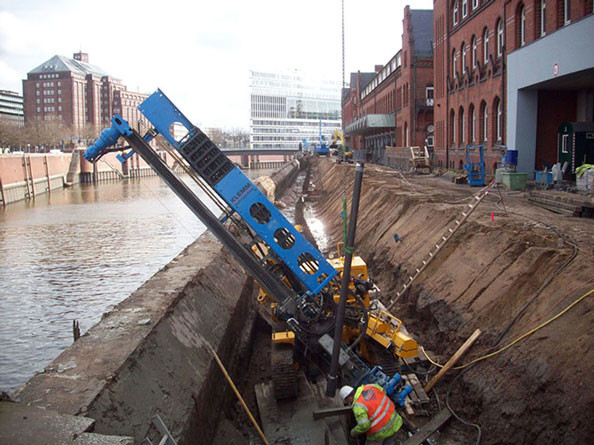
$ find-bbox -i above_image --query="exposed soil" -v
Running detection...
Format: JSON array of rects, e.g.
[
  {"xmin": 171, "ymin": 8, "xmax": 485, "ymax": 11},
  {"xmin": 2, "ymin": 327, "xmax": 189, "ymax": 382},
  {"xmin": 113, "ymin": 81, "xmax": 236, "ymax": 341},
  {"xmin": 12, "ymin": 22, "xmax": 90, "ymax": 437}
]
[{"xmin": 309, "ymin": 159, "xmax": 594, "ymax": 444}]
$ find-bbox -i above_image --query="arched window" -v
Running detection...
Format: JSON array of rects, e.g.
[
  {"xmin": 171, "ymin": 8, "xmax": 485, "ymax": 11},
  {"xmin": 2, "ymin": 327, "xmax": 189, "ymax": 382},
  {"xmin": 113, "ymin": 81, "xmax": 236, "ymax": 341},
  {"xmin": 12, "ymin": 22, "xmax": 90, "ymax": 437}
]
[
  {"xmin": 459, "ymin": 107, "xmax": 465, "ymax": 145},
  {"xmin": 516, "ymin": 3, "xmax": 526, "ymax": 46},
  {"xmin": 471, "ymin": 36, "xmax": 478, "ymax": 68},
  {"xmin": 453, "ymin": 0, "xmax": 459, "ymax": 25},
  {"xmin": 452, "ymin": 49, "xmax": 458, "ymax": 78},
  {"xmin": 558, "ymin": 0, "xmax": 571, "ymax": 27},
  {"xmin": 463, "ymin": 0, "xmax": 468, "ymax": 18},
  {"xmin": 483, "ymin": 28, "xmax": 490, "ymax": 64},
  {"xmin": 494, "ymin": 97, "xmax": 502, "ymax": 141},
  {"xmin": 497, "ymin": 19, "xmax": 504, "ymax": 56},
  {"xmin": 472, "ymin": 0, "xmax": 479, "ymax": 10},
  {"xmin": 462, "ymin": 42, "xmax": 467, "ymax": 74},
  {"xmin": 450, "ymin": 109, "xmax": 456, "ymax": 146},
  {"xmin": 538, "ymin": 0, "xmax": 547, "ymax": 37},
  {"xmin": 404, "ymin": 122, "xmax": 409, "ymax": 146},
  {"xmin": 481, "ymin": 101, "xmax": 488, "ymax": 142},
  {"xmin": 469, "ymin": 104, "xmax": 476, "ymax": 143}
]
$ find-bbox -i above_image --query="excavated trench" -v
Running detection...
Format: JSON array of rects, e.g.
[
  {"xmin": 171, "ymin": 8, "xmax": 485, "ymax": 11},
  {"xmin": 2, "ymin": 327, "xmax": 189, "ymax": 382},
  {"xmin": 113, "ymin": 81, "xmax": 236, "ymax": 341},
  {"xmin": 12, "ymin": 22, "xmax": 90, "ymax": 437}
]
[{"xmin": 306, "ymin": 159, "xmax": 594, "ymax": 444}]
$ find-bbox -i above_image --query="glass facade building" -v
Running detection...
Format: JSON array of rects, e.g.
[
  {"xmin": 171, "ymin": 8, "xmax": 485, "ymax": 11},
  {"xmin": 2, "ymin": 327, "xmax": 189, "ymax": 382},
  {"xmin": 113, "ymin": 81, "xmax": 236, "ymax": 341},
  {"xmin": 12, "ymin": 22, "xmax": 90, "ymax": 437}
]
[{"xmin": 249, "ymin": 70, "xmax": 342, "ymax": 150}]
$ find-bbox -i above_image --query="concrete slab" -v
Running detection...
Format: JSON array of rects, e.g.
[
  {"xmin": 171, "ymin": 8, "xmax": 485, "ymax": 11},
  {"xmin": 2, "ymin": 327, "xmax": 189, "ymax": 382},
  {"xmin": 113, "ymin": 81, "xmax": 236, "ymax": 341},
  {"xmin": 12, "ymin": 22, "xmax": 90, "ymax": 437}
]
[{"xmin": 0, "ymin": 401, "xmax": 94, "ymax": 444}]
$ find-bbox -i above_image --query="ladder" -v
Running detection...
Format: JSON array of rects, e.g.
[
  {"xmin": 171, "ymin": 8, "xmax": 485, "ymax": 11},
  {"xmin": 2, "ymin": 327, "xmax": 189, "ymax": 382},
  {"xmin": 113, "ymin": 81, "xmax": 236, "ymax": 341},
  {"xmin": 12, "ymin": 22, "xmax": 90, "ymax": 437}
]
[
  {"xmin": 142, "ymin": 415, "xmax": 178, "ymax": 445},
  {"xmin": 386, "ymin": 181, "xmax": 496, "ymax": 311}
]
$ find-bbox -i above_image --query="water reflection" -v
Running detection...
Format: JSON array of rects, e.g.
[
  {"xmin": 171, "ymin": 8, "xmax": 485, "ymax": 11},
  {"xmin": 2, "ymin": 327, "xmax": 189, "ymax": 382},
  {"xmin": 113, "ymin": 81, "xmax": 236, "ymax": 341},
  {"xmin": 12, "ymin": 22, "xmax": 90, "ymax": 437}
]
[{"xmin": 0, "ymin": 169, "xmax": 273, "ymax": 393}]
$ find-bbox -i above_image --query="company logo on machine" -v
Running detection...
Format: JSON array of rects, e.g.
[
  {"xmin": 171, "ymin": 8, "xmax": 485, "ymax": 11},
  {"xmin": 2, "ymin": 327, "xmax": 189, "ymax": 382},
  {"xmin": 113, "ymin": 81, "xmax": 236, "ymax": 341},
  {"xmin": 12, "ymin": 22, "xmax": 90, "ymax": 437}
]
[{"xmin": 230, "ymin": 182, "xmax": 254, "ymax": 204}]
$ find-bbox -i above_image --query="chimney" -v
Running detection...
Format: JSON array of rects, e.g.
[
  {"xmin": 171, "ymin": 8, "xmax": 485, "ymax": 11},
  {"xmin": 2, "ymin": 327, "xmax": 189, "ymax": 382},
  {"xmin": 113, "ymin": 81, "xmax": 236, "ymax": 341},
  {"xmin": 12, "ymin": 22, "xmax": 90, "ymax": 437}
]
[
  {"xmin": 375, "ymin": 65, "xmax": 383, "ymax": 72},
  {"xmin": 73, "ymin": 52, "xmax": 89, "ymax": 63}
]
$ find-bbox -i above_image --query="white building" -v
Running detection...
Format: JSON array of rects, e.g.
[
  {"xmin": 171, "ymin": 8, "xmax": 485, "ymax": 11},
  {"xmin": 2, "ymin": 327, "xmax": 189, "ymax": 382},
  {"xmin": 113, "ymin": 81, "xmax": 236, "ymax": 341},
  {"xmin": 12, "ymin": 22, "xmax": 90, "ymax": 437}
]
[
  {"xmin": 0, "ymin": 90, "xmax": 24, "ymax": 126},
  {"xmin": 249, "ymin": 70, "xmax": 342, "ymax": 150}
]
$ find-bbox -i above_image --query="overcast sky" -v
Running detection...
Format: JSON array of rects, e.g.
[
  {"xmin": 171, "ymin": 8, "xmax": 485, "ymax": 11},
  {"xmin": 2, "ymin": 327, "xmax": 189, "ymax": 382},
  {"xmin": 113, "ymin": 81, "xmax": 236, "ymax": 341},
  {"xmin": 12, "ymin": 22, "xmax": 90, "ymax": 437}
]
[{"xmin": 0, "ymin": 0, "xmax": 433, "ymax": 130}]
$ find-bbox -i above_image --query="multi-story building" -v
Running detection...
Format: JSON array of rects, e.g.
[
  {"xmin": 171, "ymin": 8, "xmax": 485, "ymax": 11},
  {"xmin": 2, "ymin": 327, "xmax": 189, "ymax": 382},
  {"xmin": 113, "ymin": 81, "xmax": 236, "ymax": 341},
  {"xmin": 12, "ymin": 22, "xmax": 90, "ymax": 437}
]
[
  {"xmin": 249, "ymin": 70, "xmax": 342, "ymax": 150},
  {"xmin": 23, "ymin": 52, "xmax": 147, "ymax": 138},
  {"xmin": 343, "ymin": 7, "xmax": 434, "ymax": 163},
  {"xmin": 0, "ymin": 90, "xmax": 24, "ymax": 126},
  {"xmin": 434, "ymin": 0, "xmax": 593, "ymax": 174}
]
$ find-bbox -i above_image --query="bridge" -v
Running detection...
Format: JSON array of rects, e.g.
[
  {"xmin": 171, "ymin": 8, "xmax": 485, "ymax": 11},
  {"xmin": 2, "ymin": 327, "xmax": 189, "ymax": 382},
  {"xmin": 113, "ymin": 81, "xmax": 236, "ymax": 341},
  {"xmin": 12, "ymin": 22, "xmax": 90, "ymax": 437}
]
[{"xmin": 220, "ymin": 148, "xmax": 301, "ymax": 155}]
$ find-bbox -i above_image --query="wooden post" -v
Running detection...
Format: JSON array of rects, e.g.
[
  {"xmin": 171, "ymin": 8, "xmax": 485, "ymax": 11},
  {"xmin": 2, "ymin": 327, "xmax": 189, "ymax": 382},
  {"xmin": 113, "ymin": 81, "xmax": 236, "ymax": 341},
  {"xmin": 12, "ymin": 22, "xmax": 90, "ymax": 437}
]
[
  {"xmin": 27, "ymin": 155, "xmax": 36, "ymax": 199},
  {"xmin": 424, "ymin": 329, "xmax": 481, "ymax": 393},
  {"xmin": 22, "ymin": 155, "xmax": 31, "ymax": 199},
  {"xmin": 44, "ymin": 156, "xmax": 51, "ymax": 195}
]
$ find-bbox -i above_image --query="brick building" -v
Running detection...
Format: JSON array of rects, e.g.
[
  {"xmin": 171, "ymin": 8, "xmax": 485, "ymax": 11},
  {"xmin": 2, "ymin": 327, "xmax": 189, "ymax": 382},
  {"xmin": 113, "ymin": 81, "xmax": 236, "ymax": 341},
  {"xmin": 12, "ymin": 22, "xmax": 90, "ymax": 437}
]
[
  {"xmin": 23, "ymin": 52, "xmax": 147, "ymax": 138},
  {"xmin": 434, "ymin": 0, "xmax": 593, "ymax": 174},
  {"xmin": 343, "ymin": 7, "xmax": 434, "ymax": 163}
]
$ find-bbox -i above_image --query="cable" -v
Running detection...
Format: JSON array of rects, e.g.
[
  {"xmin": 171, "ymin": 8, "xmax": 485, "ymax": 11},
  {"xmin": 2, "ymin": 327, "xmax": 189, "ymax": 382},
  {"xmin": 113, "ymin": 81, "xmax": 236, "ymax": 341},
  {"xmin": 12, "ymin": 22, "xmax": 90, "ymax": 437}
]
[
  {"xmin": 420, "ymin": 287, "xmax": 593, "ymax": 371},
  {"xmin": 446, "ymin": 363, "xmax": 481, "ymax": 445}
]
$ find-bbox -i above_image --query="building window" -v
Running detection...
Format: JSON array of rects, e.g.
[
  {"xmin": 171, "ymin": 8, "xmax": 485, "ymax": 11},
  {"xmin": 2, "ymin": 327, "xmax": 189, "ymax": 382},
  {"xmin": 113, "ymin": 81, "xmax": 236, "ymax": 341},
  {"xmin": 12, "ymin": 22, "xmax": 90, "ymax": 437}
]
[
  {"xmin": 470, "ymin": 104, "xmax": 476, "ymax": 143},
  {"xmin": 497, "ymin": 19, "xmax": 504, "ymax": 56},
  {"xmin": 472, "ymin": 0, "xmax": 479, "ymax": 9},
  {"xmin": 462, "ymin": 42, "xmax": 467, "ymax": 74},
  {"xmin": 453, "ymin": 0, "xmax": 459, "ymax": 25},
  {"xmin": 459, "ymin": 107, "xmax": 465, "ymax": 144},
  {"xmin": 452, "ymin": 49, "xmax": 457, "ymax": 78},
  {"xmin": 450, "ymin": 109, "xmax": 456, "ymax": 146},
  {"xmin": 563, "ymin": 0, "xmax": 570, "ymax": 24},
  {"xmin": 483, "ymin": 28, "xmax": 490, "ymax": 64},
  {"xmin": 426, "ymin": 86, "xmax": 434, "ymax": 106},
  {"xmin": 482, "ymin": 102, "xmax": 488, "ymax": 142},
  {"xmin": 519, "ymin": 6, "xmax": 526, "ymax": 47},
  {"xmin": 463, "ymin": 0, "xmax": 468, "ymax": 17},
  {"xmin": 561, "ymin": 134, "xmax": 569, "ymax": 153},
  {"xmin": 540, "ymin": 0, "xmax": 547, "ymax": 36},
  {"xmin": 495, "ymin": 98, "xmax": 502, "ymax": 141},
  {"xmin": 471, "ymin": 36, "xmax": 477, "ymax": 68}
]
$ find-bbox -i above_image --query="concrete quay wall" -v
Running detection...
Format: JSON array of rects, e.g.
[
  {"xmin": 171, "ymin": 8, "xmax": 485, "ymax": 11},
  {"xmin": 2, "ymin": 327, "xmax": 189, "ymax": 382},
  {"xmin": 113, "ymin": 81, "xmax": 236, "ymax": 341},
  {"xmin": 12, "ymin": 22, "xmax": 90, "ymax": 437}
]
[
  {"xmin": 13, "ymin": 231, "xmax": 253, "ymax": 444},
  {"xmin": 8, "ymin": 160, "xmax": 301, "ymax": 444}
]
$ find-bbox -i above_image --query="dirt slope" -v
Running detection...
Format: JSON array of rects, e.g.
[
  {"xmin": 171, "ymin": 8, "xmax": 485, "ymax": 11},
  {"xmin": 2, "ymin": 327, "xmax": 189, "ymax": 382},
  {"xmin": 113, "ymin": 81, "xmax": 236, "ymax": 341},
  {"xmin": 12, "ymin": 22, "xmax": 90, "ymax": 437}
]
[{"xmin": 311, "ymin": 159, "xmax": 594, "ymax": 444}]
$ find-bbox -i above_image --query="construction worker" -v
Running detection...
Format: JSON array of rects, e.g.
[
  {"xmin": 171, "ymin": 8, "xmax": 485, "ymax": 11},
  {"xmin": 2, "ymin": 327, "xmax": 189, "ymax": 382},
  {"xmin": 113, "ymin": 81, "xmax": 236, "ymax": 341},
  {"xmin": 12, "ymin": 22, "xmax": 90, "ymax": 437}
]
[{"xmin": 339, "ymin": 384, "xmax": 406, "ymax": 444}]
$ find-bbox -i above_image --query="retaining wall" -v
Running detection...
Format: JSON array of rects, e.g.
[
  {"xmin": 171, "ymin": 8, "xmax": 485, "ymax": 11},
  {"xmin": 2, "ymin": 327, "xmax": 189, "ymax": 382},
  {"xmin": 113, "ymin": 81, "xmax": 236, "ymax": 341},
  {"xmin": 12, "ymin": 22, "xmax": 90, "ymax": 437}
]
[
  {"xmin": 12, "ymin": 231, "xmax": 253, "ymax": 444},
  {"xmin": 8, "ymin": 161, "xmax": 302, "ymax": 444}
]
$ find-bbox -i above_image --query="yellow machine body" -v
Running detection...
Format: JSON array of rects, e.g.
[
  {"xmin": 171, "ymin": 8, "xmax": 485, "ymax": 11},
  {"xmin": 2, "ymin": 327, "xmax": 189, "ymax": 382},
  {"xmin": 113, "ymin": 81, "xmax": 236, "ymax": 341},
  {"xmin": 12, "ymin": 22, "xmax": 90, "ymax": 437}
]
[{"xmin": 256, "ymin": 243, "xmax": 419, "ymax": 360}]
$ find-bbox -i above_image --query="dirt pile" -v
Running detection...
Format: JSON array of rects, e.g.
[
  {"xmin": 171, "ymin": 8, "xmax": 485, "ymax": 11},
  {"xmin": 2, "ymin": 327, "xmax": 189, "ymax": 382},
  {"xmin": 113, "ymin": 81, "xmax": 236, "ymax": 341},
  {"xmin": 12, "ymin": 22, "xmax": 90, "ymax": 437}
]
[{"xmin": 311, "ymin": 159, "xmax": 594, "ymax": 444}]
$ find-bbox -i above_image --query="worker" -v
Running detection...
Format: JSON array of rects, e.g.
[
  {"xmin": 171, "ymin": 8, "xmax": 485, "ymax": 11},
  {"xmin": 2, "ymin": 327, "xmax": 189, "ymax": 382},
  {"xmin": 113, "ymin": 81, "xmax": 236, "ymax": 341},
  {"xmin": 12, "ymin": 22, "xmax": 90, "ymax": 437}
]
[{"xmin": 339, "ymin": 384, "xmax": 406, "ymax": 444}]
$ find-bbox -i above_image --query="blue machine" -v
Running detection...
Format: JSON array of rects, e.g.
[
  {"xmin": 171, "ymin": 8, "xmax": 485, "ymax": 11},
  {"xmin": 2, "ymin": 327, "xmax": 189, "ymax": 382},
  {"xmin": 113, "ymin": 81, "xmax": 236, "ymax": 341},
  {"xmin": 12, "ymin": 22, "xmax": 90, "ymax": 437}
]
[
  {"xmin": 84, "ymin": 89, "xmax": 413, "ymax": 406},
  {"xmin": 464, "ymin": 144, "xmax": 486, "ymax": 187},
  {"xmin": 315, "ymin": 119, "xmax": 329, "ymax": 156}
]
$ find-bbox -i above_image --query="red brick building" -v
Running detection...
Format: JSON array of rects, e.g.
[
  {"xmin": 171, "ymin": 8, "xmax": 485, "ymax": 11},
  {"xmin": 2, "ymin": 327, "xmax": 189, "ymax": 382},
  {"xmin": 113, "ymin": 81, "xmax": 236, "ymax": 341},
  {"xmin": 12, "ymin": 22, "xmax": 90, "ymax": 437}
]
[
  {"xmin": 23, "ymin": 52, "xmax": 147, "ymax": 139},
  {"xmin": 434, "ymin": 0, "xmax": 593, "ymax": 174},
  {"xmin": 343, "ymin": 7, "xmax": 434, "ymax": 162}
]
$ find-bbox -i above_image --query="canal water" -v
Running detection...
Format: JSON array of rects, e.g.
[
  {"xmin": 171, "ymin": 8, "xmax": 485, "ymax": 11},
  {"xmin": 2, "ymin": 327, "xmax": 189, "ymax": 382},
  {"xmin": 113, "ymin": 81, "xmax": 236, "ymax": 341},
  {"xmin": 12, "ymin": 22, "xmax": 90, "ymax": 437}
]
[{"xmin": 0, "ymin": 170, "xmax": 274, "ymax": 393}]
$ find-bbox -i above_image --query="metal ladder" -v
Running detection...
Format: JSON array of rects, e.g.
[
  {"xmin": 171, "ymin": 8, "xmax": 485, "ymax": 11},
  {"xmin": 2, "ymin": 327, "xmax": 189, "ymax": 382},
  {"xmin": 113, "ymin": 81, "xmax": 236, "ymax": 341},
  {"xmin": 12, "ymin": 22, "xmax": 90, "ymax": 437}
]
[
  {"xmin": 387, "ymin": 181, "xmax": 496, "ymax": 310},
  {"xmin": 142, "ymin": 415, "xmax": 178, "ymax": 445}
]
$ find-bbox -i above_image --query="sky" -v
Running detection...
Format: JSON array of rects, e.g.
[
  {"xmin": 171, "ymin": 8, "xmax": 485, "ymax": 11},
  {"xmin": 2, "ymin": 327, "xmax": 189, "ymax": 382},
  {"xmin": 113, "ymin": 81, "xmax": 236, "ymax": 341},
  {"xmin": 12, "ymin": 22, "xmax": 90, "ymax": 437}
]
[{"xmin": 0, "ymin": 0, "xmax": 434, "ymax": 130}]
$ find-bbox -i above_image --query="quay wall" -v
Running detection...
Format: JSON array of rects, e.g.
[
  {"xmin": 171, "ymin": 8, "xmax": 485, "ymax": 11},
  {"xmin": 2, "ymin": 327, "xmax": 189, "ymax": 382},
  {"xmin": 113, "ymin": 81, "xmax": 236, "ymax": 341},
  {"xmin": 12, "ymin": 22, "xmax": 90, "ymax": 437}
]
[
  {"xmin": 0, "ymin": 151, "xmax": 294, "ymax": 205},
  {"xmin": 9, "ymin": 160, "xmax": 302, "ymax": 444}
]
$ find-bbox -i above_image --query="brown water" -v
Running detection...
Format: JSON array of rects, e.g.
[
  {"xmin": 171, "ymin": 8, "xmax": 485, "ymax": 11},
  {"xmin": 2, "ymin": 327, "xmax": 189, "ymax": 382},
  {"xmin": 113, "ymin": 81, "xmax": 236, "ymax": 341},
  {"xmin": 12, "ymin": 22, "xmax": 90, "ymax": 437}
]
[{"xmin": 0, "ymin": 170, "xmax": 273, "ymax": 393}]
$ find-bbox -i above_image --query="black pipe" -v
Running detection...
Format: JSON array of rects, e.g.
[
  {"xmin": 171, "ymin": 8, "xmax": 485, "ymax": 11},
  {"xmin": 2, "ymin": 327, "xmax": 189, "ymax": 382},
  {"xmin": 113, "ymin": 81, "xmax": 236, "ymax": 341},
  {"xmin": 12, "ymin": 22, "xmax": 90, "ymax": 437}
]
[{"xmin": 326, "ymin": 162, "xmax": 365, "ymax": 397}]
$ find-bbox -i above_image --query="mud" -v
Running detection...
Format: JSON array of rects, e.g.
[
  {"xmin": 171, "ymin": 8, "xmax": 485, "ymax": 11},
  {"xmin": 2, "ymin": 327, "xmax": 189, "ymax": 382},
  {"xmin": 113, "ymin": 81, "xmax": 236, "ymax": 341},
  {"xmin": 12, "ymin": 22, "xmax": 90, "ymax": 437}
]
[{"xmin": 310, "ymin": 160, "xmax": 594, "ymax": 444}]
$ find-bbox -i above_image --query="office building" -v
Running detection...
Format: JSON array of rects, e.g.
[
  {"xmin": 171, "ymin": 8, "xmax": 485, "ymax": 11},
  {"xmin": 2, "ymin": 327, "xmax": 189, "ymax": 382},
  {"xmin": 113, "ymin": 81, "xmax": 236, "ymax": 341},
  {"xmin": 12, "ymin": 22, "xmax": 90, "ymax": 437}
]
[
  {"xmin": 249, "ymin": 70, "xmax": 342, "ymax": 150},
  {"xmin": 0, "ymin": 90, "xmax": 24, "ymax": 126}
]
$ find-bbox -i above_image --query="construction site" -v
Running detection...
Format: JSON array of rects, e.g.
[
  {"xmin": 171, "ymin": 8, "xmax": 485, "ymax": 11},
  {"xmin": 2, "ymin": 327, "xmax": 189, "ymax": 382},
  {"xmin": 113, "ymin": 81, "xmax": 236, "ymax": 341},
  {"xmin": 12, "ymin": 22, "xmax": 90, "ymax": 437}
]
[{"xmin": 1, "ymin": 1, "xmax": 593, "ymax": 442}]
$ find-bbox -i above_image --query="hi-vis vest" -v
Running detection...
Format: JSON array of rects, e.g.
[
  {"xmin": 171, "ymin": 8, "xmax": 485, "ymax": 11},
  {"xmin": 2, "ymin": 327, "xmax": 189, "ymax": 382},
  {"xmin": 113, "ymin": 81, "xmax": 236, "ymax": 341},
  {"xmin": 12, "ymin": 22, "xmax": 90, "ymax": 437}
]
[{"xmin": 354, "ymin": 385, "xmax": 396, "ymax": 435}]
